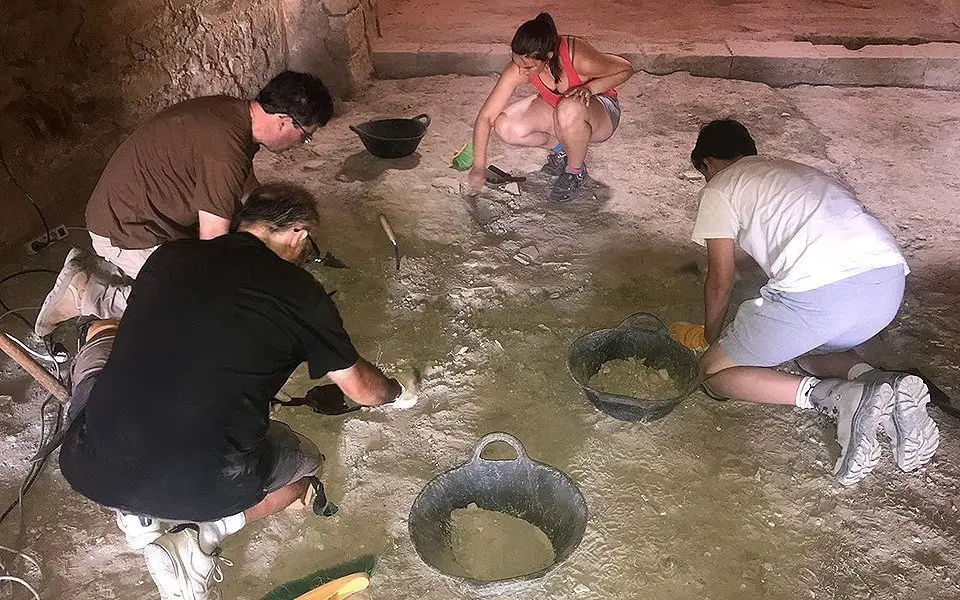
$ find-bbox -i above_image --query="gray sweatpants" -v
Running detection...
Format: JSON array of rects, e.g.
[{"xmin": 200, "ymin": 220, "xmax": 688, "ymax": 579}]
[{"xmin": 719, "ymin": 265, "xmax": 906, "ymax": 367}]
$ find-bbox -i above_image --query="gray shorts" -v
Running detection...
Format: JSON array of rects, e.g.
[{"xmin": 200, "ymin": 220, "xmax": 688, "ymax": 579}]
[
  {"xmin": 68, "ymin": 332, "xmax": 322, "ymax": 500},
  {"xmin": 596, "ymin": 94, "xmax": 622, "ymax": 133},
  {"xmin": 719, "ymin": 265, "xmax": 906, "ymax": 367}
]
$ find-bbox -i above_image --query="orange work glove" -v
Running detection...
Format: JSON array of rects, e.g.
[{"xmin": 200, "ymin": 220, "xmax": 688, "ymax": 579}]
[{"xmin": 670, "ymin": 322, "xmax": 708, "ymax": 351}]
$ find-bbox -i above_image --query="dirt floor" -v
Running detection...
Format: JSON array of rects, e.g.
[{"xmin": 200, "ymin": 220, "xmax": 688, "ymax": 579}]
[
  {"xmin": 1, "ymin": 73, "xmax": 960, "ymax": 600},
  {"xmin": 378, "ymin": 0, "xmax": 960, "ymax": 47}
]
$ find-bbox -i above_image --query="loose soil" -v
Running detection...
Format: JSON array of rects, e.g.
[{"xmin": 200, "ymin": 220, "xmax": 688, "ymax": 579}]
[
  {"xmin": 449, "ymin": 503, "xmax": 555, "ymax": 581},
  {"xmin": 589, "ymin": 359, "xmax": 679, "ymax": 400}
]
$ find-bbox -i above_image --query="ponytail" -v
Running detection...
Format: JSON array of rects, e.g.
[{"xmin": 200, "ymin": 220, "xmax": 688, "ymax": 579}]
[{"xmin": 511, "ymin": 12, "xmax": 562, "ymax": 84}]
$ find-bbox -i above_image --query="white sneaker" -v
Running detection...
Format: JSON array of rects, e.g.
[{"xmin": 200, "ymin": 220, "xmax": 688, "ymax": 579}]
[
  {"xmin": 144, "ymin": 527, "xmax": 231, "ymax": 600},
  {"xmin": 116, "ymin": 511, "xmax": 164, "ymax": 550}
]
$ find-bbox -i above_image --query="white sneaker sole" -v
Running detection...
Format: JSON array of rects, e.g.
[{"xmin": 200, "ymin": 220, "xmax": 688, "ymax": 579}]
[
  {"xmin": 887, "ymin": 375, "xmax": 940, "ymax": 472},
  {"xmin": 834, "ymin": 382, "xmax": 894, "ymax": 486}
]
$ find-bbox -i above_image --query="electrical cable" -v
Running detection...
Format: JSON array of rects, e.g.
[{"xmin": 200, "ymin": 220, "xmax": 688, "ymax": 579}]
[
  {"xmin": 4, "ymin": 333, "xmax": 67, "ymax": 365},
  {"xmin": 0, "ymin": 394, "xmax": 62, "ymax": 526},
  {"xmin": 0, "ymin": 546, "xmax": 41, "ymax": 574},
  {"xmin": 0, "ymin": 576, "xmax": 41, "ymax": 600},
  {"xmin": 0, "ymin": 307, "xmax": 41, "ymax": 325},
  {"xmin": 0, "ymin": 269, "xmax": 58, "ymax": 330},
  {"xmin": 0, "ymin": 546, "xmax": 42, "ymax": 600},
  {"xmin": 0, "ymin": 147, "xmax": 50, "ymax": 248}
]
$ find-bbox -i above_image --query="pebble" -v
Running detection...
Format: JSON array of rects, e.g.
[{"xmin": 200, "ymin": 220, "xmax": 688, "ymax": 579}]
[
  {"xmin": 680, "ymin": 170, "xmax": 704, "ymax": 181},
  {"xmin": 504, "ymin": 181, "xmax": 521, "ymax": 196}
]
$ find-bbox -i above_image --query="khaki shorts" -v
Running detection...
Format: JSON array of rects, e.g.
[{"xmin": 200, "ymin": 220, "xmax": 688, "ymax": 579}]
[
  {"xmin": 68, "ymin": 332, "xmax": 322, "ymax": 499},
  {"xmin": 89, "ymin": 232, "xmax": 158, "ymax": 280}
]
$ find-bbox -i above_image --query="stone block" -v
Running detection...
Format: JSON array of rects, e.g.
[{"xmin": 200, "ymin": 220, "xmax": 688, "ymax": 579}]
[
  {"xmin": 915, "ymin": 43, "xmax": 960, "ymax": 90},
  {"xmin": 415, "ymin": 44, "xmax": 506, "ymax": 77},
  {"xmin": 816, "ymin": 45, "xmax": 926, "ymax": 87},
  {"xmin": 640, "ymin": 43, "xmax": 731, "ymax": 78},
  {"xmin": 372, "ymin": 45, "xmax": 419, "ymax": 79},
  {"xmin": 727, "ymin": 41, "xmax": 824, "ymax": 87},
  {"xmin": 922, "ymin": 60, "xmax": 960, "ymax": 90},
  {"xmin": 334, "ymin": 6, "xmax": 368, "ymax": 53},
  {"xmin": 322, "ymin": 0, "xmax": 361, "ymax": 16}
]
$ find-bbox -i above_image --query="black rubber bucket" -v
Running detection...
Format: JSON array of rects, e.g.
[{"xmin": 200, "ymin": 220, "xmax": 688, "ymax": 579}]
[
  {"xmin": 409, "ymin": 432, "xmax": 587, "ymax": 595},
  {"xmin": 567, "ymin": 313, "xmax": 700, "ymax": 423},
  {"xmin": 349, "ymin": 114, "xmax": 430, "ymax": 158}
]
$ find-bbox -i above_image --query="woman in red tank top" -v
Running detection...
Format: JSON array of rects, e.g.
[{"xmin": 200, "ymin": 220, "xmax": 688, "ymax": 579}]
[{"xmin": 468, "ymin": 13, "xmax": 635, "ymax": 203}]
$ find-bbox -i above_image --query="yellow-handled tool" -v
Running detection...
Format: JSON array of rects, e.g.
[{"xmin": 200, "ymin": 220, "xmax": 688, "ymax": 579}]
[
  {"xmin": 378, "ymin": 213, "xmax": 400, "ymax": 271},
  {"xmin": 293, "ymin": 573, "xmax": 370, "ymax": 600}
]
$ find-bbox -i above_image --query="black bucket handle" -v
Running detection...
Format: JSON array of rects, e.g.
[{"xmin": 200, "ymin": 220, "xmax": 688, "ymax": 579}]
[
  {"xmin": 412, "ymin": 113, "xmax": 431, "ymax": 128},
  {"xmin": 616, "ymin": 312, "xmax": 668, "ymax": 333},
  {"xmin": 348, "ymin": 124, "xmax": 364, "ymax": 136},
  {"xmin": 469, "ymin": 432, "xmax": 530, "ymax": 465}
]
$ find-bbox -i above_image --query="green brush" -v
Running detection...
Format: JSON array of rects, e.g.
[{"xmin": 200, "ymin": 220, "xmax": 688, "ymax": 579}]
[{"xmin": 451, "ymin": 143, "xmax": 473, "ymax": 171}]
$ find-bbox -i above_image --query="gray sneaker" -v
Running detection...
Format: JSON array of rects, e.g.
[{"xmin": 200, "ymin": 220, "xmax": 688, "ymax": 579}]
[
  {"xmin": 144, "ymin": 526, "xmax": 230, "ymax": 600},
  {"xmin": 540, "ymin": 149, "xmax": 567, "ymax": 177},
  {"xmin": 549, "ymin": 166, "xmax": 589, "ymax": 203},
  {"xmin": 810, "ymin": 378, "xmax": 895, "ymax": 486},
  {"xmin": 859, "ymin": 371, "xmax": 939, "ymax": 472}
]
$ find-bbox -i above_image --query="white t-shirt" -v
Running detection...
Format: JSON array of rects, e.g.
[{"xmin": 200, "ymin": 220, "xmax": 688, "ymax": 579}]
[{"xmin": 691, "ymin": 156, "xmax": 908, "ymax": 293}]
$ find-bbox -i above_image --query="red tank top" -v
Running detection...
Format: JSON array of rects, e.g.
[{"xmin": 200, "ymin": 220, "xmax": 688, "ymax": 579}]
[{"xmin": 529, "ymin": 37, "xmax": 618, "ymax": 108}]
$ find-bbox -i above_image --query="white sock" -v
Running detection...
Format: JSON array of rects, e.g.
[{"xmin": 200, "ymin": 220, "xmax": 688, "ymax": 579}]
[
  {"xmin": 795, "ymin": 376, "xmax": 821, "ymax": 409},
  {"xmin": 847, "ymin": 362, "xmax": 875, "ymax": 379},
  {"xmin": 198, "ymin": 512, "xmax": 246, "ymax": 553}
]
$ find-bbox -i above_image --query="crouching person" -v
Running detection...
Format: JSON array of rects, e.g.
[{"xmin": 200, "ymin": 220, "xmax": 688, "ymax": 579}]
[
  {"xmin": 690, "ymin": 119, "xmax": 938, "ymax": 486},
  {"xmin": 58, "ymin": 184, "xmax": 417, "ymax": 599}
]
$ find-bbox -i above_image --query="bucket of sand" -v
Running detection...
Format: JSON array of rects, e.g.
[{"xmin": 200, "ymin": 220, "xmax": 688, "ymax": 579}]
[
  {"xmin": 567, "ymin": 312, "xmax": 701, "ymax": 423},
  {"xmin": 408, "ymin": 432, "xmax": 587, "ymax": 595}
]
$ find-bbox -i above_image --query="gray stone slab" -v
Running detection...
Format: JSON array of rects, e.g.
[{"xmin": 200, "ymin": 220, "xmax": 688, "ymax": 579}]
[
  {"xmin": 727, "ymin": 41, "xmax": 824, "ymax": 87},
  {"xmin": 639, "ymin": 43, "xmax": 731, "ymax": 78}
]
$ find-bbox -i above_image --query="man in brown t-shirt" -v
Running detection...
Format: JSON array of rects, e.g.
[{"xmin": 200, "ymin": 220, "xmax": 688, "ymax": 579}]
[{"xmin": 36, "ymin": 71, "xmax": 333, "ymax": 336}]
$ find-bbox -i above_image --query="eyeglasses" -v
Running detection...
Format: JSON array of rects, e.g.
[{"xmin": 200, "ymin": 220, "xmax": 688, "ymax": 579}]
[{"xmin": 289, "ymin": 115, "xmax": 313, "ymax": 144}]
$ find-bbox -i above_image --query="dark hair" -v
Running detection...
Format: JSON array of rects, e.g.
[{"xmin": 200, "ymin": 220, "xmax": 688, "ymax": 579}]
[
  {"xmin": 237, "ymin": 183, "xmax": 319, "ymax": 231},
  {"xmin": 511, "ymin": 13, "xmax": 562, "ymax": 86},
  {"xmin": 690, "ymin": 119, "xmax": 758, "ymax": 171},
  {"xmin": 256, "ymin": 71, "xmax": 334, "ymax": 127}
]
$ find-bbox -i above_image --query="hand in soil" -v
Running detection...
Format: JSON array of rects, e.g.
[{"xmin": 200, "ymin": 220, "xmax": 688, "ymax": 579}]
[{"xmin": 466, "ymin": 167, "xmax": 485, "ymax": 196}]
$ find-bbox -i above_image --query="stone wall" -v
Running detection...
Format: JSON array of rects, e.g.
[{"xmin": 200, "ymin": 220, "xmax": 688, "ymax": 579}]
[
  {"xmin": 283, "ymin": 0, "xmax": 379, "ymax": 99},
  {"xmin": 0, "ymin": 0, "xmax": 286, "ymax": 252},
  {"xmin": 0, "ymin": 0, "xmax": 380, "ymax": 253}
]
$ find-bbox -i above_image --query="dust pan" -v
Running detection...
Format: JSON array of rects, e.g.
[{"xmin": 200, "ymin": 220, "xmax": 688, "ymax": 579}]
[{"xmin": 567, "ymin": 312, "xmax": 700, "ymax": 422}]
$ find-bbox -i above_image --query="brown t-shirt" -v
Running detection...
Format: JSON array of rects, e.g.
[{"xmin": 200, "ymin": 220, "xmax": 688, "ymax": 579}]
[{"xmin": 86, "ymin": 96, "xmax": 259, "ymax": 249}]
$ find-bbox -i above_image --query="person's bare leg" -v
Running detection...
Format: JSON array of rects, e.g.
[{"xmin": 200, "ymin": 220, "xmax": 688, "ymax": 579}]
[
  {"xmin": 700, "ymin": 343, "xmax": 802, "ymax": 405},
  {"xmin": 493, "ymin": 95, "xmax": 558, "ymax": 149},
  {"xmin": 797, "ymin": 350, "xmax": 865, "ymax": 379},
  {"xmin": 553, "ymin": 97, "xmax": 615, "ymax": 169},
  {"xmin": 243, "ymin": 477, "xmax": 312, "ymax": 524}
]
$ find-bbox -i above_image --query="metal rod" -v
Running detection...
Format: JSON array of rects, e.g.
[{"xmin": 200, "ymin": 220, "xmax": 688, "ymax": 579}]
[{"xmin": 0, "ymin": 333, "xmax": 68, "ymax": 401}]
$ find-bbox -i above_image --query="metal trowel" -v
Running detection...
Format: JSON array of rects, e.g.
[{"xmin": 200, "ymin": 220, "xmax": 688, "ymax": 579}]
[
  {"xmin": 485, "ymin": 164, "xmax": 526, "ymax": 184},
  {"xmin": 307, "ymin": 235, "xmax": 348, "ymax": 269}
]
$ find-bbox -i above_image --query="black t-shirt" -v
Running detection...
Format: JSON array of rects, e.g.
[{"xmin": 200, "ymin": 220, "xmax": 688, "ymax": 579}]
[{"xmin": 59, "ymin": 232, "xmax": 358, "ymax": 521}]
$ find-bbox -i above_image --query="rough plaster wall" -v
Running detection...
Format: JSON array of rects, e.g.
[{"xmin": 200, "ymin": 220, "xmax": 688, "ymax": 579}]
[{"xmin": 0, "ymin": 0, "xmax": 285, "ymax": 252}]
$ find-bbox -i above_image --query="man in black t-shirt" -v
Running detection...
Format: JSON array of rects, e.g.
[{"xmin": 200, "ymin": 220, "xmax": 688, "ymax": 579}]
[{"xmin": 58, "ymin": 184, "xmax": 417, "ymax": 600}]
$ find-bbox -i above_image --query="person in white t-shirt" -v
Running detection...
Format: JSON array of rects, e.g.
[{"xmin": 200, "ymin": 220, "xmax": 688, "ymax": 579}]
[{"xmin": 690, "ymin": 119, "xmax": 938, "ymax": 486}]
